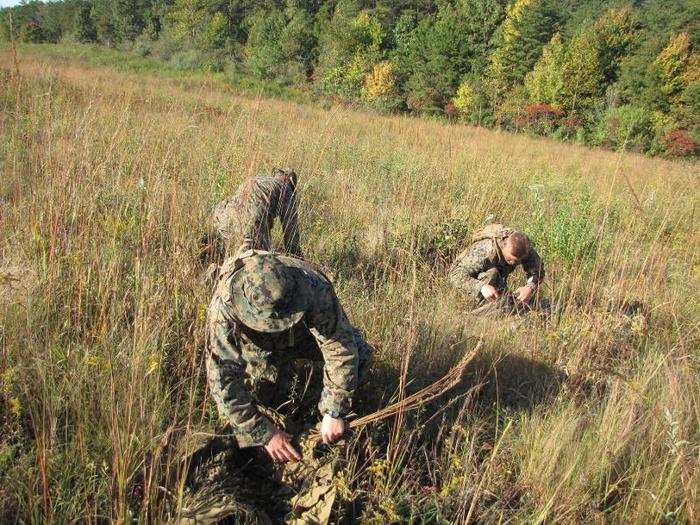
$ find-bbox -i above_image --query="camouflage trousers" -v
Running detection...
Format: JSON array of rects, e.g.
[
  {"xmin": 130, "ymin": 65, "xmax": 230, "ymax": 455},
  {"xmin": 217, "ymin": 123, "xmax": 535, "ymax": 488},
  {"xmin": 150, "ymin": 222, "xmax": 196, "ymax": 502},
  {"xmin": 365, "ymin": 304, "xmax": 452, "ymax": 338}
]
[{"xmin": 244, "ymin": 326, "xmax": 374, "ymax": 433}]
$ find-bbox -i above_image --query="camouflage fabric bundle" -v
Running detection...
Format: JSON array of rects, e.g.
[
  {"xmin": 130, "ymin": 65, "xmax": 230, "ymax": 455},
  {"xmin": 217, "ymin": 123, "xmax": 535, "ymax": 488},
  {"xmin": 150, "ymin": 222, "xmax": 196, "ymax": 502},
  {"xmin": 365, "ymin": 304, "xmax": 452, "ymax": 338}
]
[{"xmin": 174, "ymin": 427, "xmax": 343, "ymax": 525}]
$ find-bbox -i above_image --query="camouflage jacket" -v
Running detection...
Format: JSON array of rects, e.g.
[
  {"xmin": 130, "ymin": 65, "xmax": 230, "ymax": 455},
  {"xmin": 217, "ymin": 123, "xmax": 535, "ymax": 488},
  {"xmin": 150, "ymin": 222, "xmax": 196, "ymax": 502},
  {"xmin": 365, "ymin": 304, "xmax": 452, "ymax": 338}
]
[
  {"xmin": 449, "ymin": 238, "xmax": 545, "ymax": 299},
  {"xmin": 212, "ymin": 175, "xmax": 301, "ymax": 256},
  {"xmin": 206, "ymin": 255, "xmax": 359, "ymax": 448}
]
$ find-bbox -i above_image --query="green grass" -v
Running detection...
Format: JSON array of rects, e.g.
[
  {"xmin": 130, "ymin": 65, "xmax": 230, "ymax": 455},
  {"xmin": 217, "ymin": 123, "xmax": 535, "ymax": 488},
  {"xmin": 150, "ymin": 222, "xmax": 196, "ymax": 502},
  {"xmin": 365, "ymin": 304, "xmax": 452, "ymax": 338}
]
[{"xmin": 5, "ymin": 42, "xmax": 313, "ymax": 105}]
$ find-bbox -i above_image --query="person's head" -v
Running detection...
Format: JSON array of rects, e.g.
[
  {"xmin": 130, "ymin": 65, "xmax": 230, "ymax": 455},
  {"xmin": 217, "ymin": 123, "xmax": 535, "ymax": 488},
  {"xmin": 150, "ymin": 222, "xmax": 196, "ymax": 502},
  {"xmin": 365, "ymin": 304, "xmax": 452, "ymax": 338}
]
[
  {"xmin": 273, "ymin": 167, "xmax": 298, "ymax": 189},
  {"xmin": 229, "ymin": 253, "xmax": 332, "ymax": 333},
  {"xmin": 501, "ymin": 231, "xmax": 530, "ymax": 265}
]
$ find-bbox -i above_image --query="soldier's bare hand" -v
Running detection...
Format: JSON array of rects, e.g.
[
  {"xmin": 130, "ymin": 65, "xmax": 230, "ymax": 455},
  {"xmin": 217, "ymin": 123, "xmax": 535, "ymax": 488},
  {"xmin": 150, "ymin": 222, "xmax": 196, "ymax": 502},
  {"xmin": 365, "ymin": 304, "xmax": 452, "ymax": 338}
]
[
  {"xmin": 514, "ymin": 285, "xmax": 534, "ymax": 303},
  {"xmin": 320, "ymin": 414, "xmax": 345, "ymax": 444},
  {"xmin": 480, "ymin": 284, "xmax": 500, "ymax": 302},
  {"xmin": 264, "ymin": 430, "xmax": 302, "ymax": 462}
]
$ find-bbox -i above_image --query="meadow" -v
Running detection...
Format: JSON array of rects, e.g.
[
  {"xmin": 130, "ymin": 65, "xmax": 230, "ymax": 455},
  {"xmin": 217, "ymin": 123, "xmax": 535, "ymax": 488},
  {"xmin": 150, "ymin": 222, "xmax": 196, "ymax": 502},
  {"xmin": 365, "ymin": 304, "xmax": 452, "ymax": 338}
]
[{"xmin": 0, "ymin": 44, "xmax": 698, "ymax": 523}]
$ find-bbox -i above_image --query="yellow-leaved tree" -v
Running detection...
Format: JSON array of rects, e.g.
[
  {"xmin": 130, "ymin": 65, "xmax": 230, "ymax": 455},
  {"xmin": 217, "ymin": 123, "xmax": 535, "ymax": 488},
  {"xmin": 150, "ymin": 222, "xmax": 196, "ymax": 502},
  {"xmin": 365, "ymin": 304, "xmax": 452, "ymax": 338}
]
[
  {"xmin": 653, "ymin": 33, "xmax": 695, "ymax": 105},
  {"xmin": 362, "ymin": 61, "xmax": 399, "ymax": 104}
]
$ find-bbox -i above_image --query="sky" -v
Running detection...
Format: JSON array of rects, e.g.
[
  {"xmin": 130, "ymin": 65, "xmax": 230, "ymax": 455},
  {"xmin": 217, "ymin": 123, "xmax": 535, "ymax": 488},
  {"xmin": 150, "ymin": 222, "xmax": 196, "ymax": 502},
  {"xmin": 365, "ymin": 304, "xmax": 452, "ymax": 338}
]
[{"xmin": 0, "ymin": 1, "xmax": 23, "ymax": 7}]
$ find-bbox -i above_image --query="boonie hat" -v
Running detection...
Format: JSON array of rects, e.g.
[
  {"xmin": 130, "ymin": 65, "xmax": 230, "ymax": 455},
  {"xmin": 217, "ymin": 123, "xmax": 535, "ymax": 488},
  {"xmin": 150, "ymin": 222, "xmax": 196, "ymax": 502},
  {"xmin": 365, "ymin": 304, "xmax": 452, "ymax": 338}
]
[{"xmin": 229, "ymin": 253, "xmax": 308, "ymax": 332}]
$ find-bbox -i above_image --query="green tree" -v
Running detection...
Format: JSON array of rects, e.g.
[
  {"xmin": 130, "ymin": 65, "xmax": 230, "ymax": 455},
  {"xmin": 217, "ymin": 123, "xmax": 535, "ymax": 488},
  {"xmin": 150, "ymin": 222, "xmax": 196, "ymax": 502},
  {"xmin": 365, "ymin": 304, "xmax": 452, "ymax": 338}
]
[
  {"xmin": 648, "ymin": 32, "xmax": 699, "ymax": 128},
  {"xmin": 653, "ymin": 33, "xmax": 694, "ymax": 105},
  {"xmin": 394, "ymin": 0, "xmax": 505, "ymax": 113},
  {"xmin": 280, "ymin": 4, "xmax": 317, "ymax": 76},
  {"xmin": 317, "ymin": 3, "xmax": 385, "ymax": 98},
  {"xmin": 92, "ymin": 0, "xmax": 120, "ymax": 45},
  {"xmin": 559, "ymin": 25, "xmax": 605, "ymax": 113},
  {"xmin": 114, "ymin": 0, "xmax": 146, "ymax": 41},
  {"xmin": 525, "ymin": 32, "xmax": 565, "ymax": 106},
  {"xmin": 244, "ymin": 9, "xmax": 287, "ymax": 80},
  {"xmin": 166, "ymin": 0, "xmax": 246, "ymax": 51},
  {"xmin": 487, "ymin": 0, "xmax": 559, "ymax": 94},
  {"xmin": 74, "ymin": 2, "xmax": 97, "ymax": 43},
  {"xmin": 535, "ymin": 6, "xmax": 636, "ymax": 114}
]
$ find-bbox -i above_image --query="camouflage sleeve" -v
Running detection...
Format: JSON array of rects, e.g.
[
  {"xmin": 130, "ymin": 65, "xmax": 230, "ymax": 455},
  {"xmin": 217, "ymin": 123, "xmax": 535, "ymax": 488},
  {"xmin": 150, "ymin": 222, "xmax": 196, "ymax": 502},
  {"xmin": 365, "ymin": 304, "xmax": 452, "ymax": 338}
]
[
  {"xmin": 307, "ymin": 298, "xmax": 359, "ymax": 417},
  {"xmin": 521, "ymin": 247, "xmax": 545, "ymax": 287},
  {"xmin": 278, "ymin": 185, "xmax": 302, "ymax": 257},
  {"xmin": 206, "ymin": 297, "xmax": 277, "ymax": 448},
  {"xmin": 448, "ymin": 241, "xmax": 493, "ymax": 298}
]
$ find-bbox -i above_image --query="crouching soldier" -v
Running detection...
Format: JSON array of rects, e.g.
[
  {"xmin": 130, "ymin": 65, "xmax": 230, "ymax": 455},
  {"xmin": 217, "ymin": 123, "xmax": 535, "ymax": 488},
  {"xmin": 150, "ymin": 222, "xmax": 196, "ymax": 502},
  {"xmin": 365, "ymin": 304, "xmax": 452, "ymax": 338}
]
[
  {"xmin": 206, "ymin": 250, "xmax": 373, "ymax": 462},
  {"xmin": 449, "ymin": 224, "xmax": 545, "ymax": 314},
  {"xmin": 202, "ymin": 168, "xmax": 302, "ymax": 268}
]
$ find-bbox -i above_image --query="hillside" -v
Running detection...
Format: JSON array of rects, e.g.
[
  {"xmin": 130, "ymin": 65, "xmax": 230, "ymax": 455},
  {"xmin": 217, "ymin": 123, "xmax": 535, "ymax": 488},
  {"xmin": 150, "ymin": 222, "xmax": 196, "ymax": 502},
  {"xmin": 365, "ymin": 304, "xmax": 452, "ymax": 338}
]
[
  {"xmin": 0, "ymin": 46, "xmax": 698, "ymax": 523},
  {"xmin": 1, "ymin": 0, "xmax": 698, "ymax": 158}
]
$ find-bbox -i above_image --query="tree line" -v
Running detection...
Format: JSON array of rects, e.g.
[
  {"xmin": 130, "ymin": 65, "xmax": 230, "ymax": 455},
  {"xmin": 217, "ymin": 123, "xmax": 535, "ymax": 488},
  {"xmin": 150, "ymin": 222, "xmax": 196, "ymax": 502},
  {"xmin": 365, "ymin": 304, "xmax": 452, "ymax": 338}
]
[{"xmin": 1, "ymin": 0, "xmax": 698, "ymax": 157}]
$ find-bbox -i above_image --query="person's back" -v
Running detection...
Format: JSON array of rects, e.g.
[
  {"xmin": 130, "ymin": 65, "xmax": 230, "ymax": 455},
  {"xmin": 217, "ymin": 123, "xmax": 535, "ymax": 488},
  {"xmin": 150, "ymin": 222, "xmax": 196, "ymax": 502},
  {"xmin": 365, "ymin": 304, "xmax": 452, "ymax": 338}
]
[{"xmin": 211, "ymin": 168, "xmax": 302, "ymax": 258}]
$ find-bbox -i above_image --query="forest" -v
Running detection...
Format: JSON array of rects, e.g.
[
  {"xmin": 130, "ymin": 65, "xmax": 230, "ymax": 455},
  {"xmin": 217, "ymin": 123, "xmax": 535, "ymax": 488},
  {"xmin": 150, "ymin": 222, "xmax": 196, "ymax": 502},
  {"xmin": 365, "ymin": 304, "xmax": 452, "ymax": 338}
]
[{"xmin": 1, "ymin": 1, "xmax": 698, "ymax": 154}]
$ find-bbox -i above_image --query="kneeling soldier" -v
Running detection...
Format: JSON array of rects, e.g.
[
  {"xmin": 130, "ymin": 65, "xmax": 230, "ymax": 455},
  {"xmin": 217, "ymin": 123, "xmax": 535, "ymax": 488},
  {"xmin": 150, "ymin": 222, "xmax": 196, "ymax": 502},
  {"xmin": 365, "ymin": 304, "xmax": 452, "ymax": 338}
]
[
  {"xmin": 206, "ymin": 250, "xmax": 373, "ymax": 462},
  {"xmin": 449, "ymin": 224, "xmax": 545, "ymax": 312}
]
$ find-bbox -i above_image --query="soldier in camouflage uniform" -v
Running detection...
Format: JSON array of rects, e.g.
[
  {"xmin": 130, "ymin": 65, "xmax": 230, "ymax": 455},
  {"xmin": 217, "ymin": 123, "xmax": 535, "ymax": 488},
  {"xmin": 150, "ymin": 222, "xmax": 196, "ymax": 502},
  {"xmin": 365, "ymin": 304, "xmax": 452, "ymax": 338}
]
[
  {"xmin": 206, "ymin": 250, "xmax": 373, "ymax": 462},
  {"xmin": 210, "ymin": 167, "xmax": 302, "ymax": 258},
  {"xmin": 449, "ymin": 225, "xmax": 545, "ymax": 313}
]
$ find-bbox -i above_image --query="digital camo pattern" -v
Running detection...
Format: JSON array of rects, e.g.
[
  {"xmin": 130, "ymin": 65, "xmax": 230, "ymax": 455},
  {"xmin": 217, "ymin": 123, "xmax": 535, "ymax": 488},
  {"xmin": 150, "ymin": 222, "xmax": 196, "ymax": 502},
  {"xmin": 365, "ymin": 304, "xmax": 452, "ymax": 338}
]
[
  {"xmin": 206, "ymin": 253, "xmax": 372, "ymax": 448},
  {"xmin": 449, "ymin": 236, "xmax": 545, "ymax": 309},
  {"xmin": 212, "ymin": 170, "xmax": 302, "ymax": 257},
  {"xmin": 229, "ymin": 253, "xmax": 306, "ymax": 333}
]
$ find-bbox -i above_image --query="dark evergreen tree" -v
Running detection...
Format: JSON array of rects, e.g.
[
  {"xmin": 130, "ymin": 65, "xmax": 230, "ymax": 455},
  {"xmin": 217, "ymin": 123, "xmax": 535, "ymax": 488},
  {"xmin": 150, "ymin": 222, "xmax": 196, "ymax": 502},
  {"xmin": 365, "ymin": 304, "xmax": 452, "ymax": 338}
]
[{"xmin": 74, "ymin": 2, "xmax": 97, "ymax": 42}]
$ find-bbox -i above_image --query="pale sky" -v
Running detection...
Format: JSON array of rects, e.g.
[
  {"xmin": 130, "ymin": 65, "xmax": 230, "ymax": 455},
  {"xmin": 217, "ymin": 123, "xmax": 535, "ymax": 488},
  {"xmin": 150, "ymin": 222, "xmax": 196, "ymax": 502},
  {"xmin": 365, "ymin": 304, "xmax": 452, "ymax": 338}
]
[{"xmin": 0, "ymin": 1, "xmax": 23, "ymax": 7}]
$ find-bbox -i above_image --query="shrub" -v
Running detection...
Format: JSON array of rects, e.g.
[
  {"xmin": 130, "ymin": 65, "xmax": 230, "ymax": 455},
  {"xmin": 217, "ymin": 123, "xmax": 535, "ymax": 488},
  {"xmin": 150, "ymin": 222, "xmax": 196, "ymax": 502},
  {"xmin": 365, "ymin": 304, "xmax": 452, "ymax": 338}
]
[
  {"xmin": 149, "ymin": 32, "xmax": 181, "ymax": 62},
  {"xmin": 516, "ymin": 103, "xmax": 563, "ymax": 134},
  {"xmin": 168, "ymin": 49, "xmax": 205, "ymax": 71},
  {"xmin": 592, "ymin": 105, "xmax": 655, "ymax": 152},
  {"xmin": 453, "ymin": 81, "xmax": 476, "ymax": 119},
  {"xmin": 424, "ymin": 217, "xmax": 475, "ymax": 268},
  {"xmin": 131, "ymin": 33, "xmax": 153, "ymax": 57},
  {"xmin": 443, "ymin": 101, "xmax": 457, "ymax": 119},
  {"xmin": 493, "ymin": 86, "xmax": 529, "ymax": 129},
  {"xmin": 528, "ymin": 187, "xmax": 610, "ymax": 265},
  {"xmin": 663, "ymin": 129, "xmax": 698, "ymax": 157}
]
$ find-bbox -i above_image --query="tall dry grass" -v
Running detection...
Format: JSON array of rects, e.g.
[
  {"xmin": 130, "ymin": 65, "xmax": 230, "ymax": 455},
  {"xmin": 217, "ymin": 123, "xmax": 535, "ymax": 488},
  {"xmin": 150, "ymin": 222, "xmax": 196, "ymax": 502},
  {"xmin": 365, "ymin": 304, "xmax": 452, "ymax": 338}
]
[{"xmin": 0, "ymin": 45, "xmax": 698, "ymax": 523}]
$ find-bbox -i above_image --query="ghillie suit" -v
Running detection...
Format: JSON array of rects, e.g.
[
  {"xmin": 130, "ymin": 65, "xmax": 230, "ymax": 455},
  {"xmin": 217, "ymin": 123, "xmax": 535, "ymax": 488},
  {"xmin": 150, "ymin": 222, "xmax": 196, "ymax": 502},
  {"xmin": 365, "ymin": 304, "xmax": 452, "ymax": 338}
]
[{"xmin": 174, "ymin": 428, "xmax": 343, "ymax": 524}]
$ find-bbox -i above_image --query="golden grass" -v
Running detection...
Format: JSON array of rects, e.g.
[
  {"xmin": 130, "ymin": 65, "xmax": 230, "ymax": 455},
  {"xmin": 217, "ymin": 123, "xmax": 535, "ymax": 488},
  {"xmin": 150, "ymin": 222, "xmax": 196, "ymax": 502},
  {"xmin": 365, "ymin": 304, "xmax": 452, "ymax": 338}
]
[{"xmin": 0, "ymin": 45, "xmax": 698, "ymax": 523}]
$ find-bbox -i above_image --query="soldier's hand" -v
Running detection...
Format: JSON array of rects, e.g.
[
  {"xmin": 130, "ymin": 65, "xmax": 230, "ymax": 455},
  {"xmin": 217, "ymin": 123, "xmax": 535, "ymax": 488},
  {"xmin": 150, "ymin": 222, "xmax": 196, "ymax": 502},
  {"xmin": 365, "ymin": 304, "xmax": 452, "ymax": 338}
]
[
  {"xmin": 264, "ymin": 430, "xmax": 302, "ymax": 462},
  {"xmin": 481, "ymin": 284, "xmax": 500, "ymax": 302},
  {"xmin": 514, "ymin": 285, "xmax": 534, "ymax": 303},
  {"xmin": 320, "ymin": 414, "xmax": 345, "ymax": 444}
]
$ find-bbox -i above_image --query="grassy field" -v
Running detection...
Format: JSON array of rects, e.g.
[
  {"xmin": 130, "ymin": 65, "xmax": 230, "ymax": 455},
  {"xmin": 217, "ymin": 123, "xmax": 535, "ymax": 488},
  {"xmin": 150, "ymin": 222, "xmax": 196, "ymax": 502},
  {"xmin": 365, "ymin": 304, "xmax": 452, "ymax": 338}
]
[{"xmin": 1, "ymin": 44, "xmax": 698, "ymax": 523}]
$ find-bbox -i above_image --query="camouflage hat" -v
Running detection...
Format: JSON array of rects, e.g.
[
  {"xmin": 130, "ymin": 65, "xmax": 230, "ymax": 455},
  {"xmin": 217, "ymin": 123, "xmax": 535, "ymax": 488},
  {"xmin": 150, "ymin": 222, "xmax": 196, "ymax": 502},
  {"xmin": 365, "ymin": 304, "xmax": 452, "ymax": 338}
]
[{"xmin": 229, "ymin": 253, "xmax": 308, "ymax": 333}]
